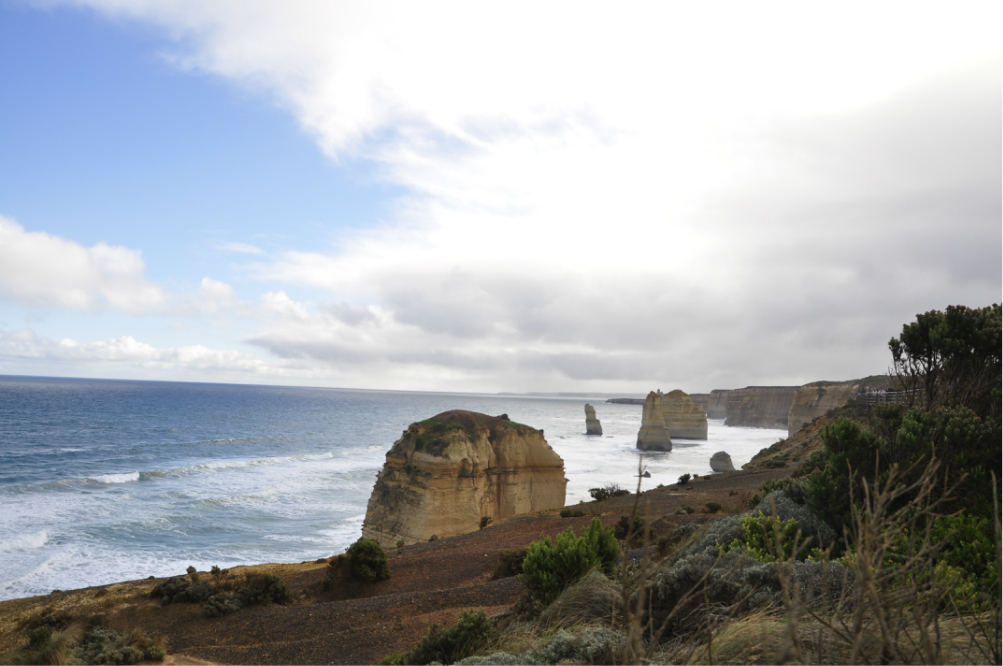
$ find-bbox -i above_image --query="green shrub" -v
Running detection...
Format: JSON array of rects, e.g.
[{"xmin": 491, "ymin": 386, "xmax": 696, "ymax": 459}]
[
  {"xmin": 396, "ymin": 539, "xmax": 406, "ymax": 549},
  {"xmin": 679, "ymin": 504, "xmax": 695, "ymax": 514},
  {"xmin": 560, "ymin": 507, "xmax": 585, "ymax": 518},
  {"xmin": 74, "ymin": 627, "xmax": 165, "ymax": 665},
  {"xmin": 588, "ymin": 484, "xmax": 630, "ymax": 501},
  {"xmin": 723, "ymin": 512, "xmax": 817, "ymax": 563},
  {"xmin": 678, "ymin": 473, "xmax": 691, "ymax": 485},
  {"xmin": 521, "ymin": 518, "xmax": 621, "ymax": 606},
  {"xmin": 347, "ymin": 538, "xmax": 391, "ymax": 582},
  {"xmin": 428, "ymin": 534, "xmax": 439, "ymax": 542},
  {"xmin": 240, "ymin": 573, "xmax": 293, "ymax": 606},
  {"xmin": 492, "ymin": 548, "xmax": 528, "ymax": 579},
  {"xmin": 705, "ymin": 501, "xmax": 723, "ymax": 514},
  {"xmin": 186, "ymin": 565, "xmax": 199, "ymax": 583},
  {"xmin": 401, "ymin": 609, "xmax": 498, "ymax": 665},
  {"xmin": 613, "ymin": 515, "xmax": 649, "ymax": 542},
  {"xmin": 480, "ymin": 516, "xmax": 492, "ymax": 530}
]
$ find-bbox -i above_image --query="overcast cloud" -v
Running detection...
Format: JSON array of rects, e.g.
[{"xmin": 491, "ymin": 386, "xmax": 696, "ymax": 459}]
[{"xmin": 5, "ymin": 0, "xmax": 1001, "ymax": 391}]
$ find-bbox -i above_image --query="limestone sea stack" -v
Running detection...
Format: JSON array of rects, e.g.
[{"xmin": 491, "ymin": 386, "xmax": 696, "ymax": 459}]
[
  {"xmin": 362, "ymin": 410, "xmax": 567, "ymax": 547},
  {"xmin": 660, "ymin": 390, "xmax": 708, "ymax": 439},
  {"xmin": 636, "ymin": 391, "xmax": 672, "ymax": 452},
  {"xmin": 710, "ymin": 451, "xmax": 735, "ymax": 472},
  {"xmin": 584, "ymin": 404, "xmax": 603, "ymax": 435}
]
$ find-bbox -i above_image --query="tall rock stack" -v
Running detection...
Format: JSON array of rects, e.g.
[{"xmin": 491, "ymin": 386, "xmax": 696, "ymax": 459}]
[
  {"xmin": 636, "ymin": 391, "xmax": 672, "ymax": 451},
  {"xmin": 661, "ymin": 389, "xmax": 708, "ymax": 439},
  {"xmin": 584, "ymin": 404, "xmax": 603, "ymax": 435},
  {"xmin": 362, "ymin": 410, "xmax": 567, "ymax": 547}
]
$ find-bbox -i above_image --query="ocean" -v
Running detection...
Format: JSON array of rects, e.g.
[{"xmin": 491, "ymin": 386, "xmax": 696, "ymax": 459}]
[{"xmin": 0, "ymin": 375, "xmax": 787, "ymax": 601}]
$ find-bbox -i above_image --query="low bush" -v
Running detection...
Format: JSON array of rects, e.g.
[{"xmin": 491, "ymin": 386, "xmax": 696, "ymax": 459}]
[
  {"xmin": 722, "ymin": 513, "xmax": 819, "ymax": 562},
  {"xmin": 705, "ymin": 501, "xmax": 723, "ymax": 514},
  {"xmin": 678, "ymin": 504, "xmax": 695, "ymax": 515},
  {"xmin": 588, "ymin": 484, "xmax": 630, "ymax": 502},
  {"xmin": 240, "ymin": 573, "xmax": 293, "ymax": 606},
  {"xmin": 348, "ymin": 538, "xmax": 392, "ymax": 582},
  {"xmin": 521, "ymin": 517, "xmax": 620, "ymax": 606},
  {"xmin": 492, "ymin": 547, "xmax": 528, "ymax": 579},
  {"xmin": 539, "ymin": 570, "xmax": 622, "ymax": 628},
  {"xmin": 613, "ymin": 515, "xmax": 650, "ymax": 542},
  {"xmin": 530, "ymin": 626, "xmax": 627, "ymax": 665},
  {"xmin": 399, "ymin": 609, "xmax": 498, "ymax": 665},
  {"xmin": 677, "ymin": 473, "xmax": 691, "ymax": 485},
  {"xmin": 559, "ymin": 507, "xmax": 584, "ymax": 518},
  {"xmin": 152, "ymin": 566, "xmax": 291, "ymax": 617},
  {"xmin": 480, "ymin": 516, "xmax": 493, "ymax": 530}
]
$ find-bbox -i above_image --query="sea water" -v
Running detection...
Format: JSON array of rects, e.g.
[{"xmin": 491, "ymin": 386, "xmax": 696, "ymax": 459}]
[{"xmin": 0, "ymin": 375, "xmax": 787, "ymax": 601}]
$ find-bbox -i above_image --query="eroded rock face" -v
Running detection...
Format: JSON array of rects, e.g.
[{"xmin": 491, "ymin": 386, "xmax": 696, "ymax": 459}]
[
  {"xmin": 636, "ymin": 391, "xmax": 672, "ymax": 451},
  {"xmin": 661, "ymin": 390, "xmax": 708, "ymax": 440},
  {"xmin": 787, "ymin": 381, "xmax": 860, "ymax": 437},
  {"xmin": 584, "ymin": 404, "xmax": 603, "ymax": 436},
  {"xmin": 724, "ymin": 387, "xmax": 799, "ymax": 429},
  {"xmin": 362, "ymin": 410, "xmax": 567, "ymax": 547},
  {"xmin": 710, "ymin": 451, "xmax": 735, "ymax": 472}
]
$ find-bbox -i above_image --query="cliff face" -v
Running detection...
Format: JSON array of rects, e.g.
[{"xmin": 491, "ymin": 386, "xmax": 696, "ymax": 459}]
[
  {"xmin": 661, "ymin": 389, "xmax": 708, "ymax": 439},
  {"xmin": 787, "ymin": 381, "xmax": 860, "ymax": 437},
  {"xmin": 636, "ymin": 391, "xmax": 672, "ymax": 451},
  {"xmin": 689, "ymin": 390, "xmax": 730, "ymax": 419},
  {"xmin": 724, "ymin": 386, "xmax": 799, "ymax": 429},
  {"xmin": 584, "ymin": 404, "xmax": 603, "ymax": 435},
  {"xmin": 362, "ymin": 410, "xmax": 567, "ymax": 547}
]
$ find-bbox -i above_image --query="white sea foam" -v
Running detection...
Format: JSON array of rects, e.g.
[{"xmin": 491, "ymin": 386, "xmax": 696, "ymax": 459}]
[
  {"xmin": 0, "ymin": 530, "xmax": 48, "ymax": 554},
  {"xmin": 88, "ymin": 472, "xmax": 140, "ymax": 484}
]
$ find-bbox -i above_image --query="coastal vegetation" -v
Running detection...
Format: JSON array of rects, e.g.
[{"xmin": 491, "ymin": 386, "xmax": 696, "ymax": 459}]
[
  {"xmin": 380, "ymin": 304, "xmax": 1001, "ymax": 664},
  {"xmin": 0, "ymin": 304, "xmax": 997, "ymax": 664}
]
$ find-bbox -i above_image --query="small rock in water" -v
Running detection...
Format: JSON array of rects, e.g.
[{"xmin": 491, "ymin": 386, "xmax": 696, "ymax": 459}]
[{"xmin": 709, "ymin": 451, "xmax": 735, "ymax": 472}]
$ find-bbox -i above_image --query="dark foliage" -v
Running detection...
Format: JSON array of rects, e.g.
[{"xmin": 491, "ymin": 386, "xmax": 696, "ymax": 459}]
[
  {"xmin": 521, "ymin": 518, "xmax": 620, "ymax": 606},
  {"xmin": 348, "ymin": 538, "xmax": 392, "ymax": 582},
  {"xmin": 240, "ymin": 573, "xmax": 293, "ymax": 606},
  {"xmin": 588, "ymin": 484, "xmax": 630, "ymax": 501},
  {"xmin": 492, "ymin": 547, "xmax": 528, "ymax": 579},
  {"xmin": 399, "ymin": 609, "xmax": 498, "ymax": 665}
]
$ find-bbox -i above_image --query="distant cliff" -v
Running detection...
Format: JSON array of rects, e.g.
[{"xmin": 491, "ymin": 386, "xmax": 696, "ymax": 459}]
[
  {"xmin": 725, "ymin": 386, "xmax": 799, "ymax": 429},
  {"xmin": 689, "ymin": 390, "xmax": 730, "ymax": 419},
  {"xmin": 786, "ymin": 378, "xmax": 895, "ymax": 436},
  {"xmin": 362, "ymin": 410, "xmax": 567, "ymax": 547}
]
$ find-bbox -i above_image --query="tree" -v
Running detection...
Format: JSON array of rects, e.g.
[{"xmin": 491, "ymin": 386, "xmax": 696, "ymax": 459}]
[{"xmin": 889, "ymin": 304, "xmax": 1001, "ymax": 419}]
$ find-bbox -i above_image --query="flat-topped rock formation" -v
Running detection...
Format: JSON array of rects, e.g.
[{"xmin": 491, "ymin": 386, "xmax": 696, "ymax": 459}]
[
  {"xmin": 636, "ymin": 391, "xmax": 672, "ymax": 451},
  {"xmin": 584, "ymin": 404, "xmax": 602, "ymax": 435},
  {"xmin": 660, "ymin": 389, "xmax": 708, "ymax": 439},
  {"xmin": 710, "ymin": 451, "xmax": 735, "ymax": 472},
  {"xmin": 724, "ymin": 386, "xmax": 799, "ymax": 429},
  {"xmin": 363, "ymin": 410, "xmax": 567, "ymax": 547},
  {"xmin": 787, "ymin": 380, "xmax": 861, "ymax": 436}
]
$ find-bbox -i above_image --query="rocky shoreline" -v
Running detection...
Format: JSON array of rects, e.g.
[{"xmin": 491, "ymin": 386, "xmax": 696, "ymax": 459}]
[{"xmin": 0, "ymin": 422, "xmax": 813, "ymax": 665}]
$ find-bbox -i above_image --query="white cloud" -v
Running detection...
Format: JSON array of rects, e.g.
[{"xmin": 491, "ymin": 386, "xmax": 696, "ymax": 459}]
[
  {"xmin": 31, "ymin": 1, "xmax": 1003, "ymax": 390},
  {"xmin": 0, "ymin": 215, "xmax": 168, "ymax": 313},
  {"xmin": 0, "ymin": 327, "xmax": 276, "ymax": 376},
  {"xmin": 217, "ymin": 241, "xmax": 265, "ymax": 255}
]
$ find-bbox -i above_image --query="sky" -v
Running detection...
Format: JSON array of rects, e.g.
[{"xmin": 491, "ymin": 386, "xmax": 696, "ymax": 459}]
[{"xmin": 0, "ymin": 0, "xmax": 1000, "ymax": 394}]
